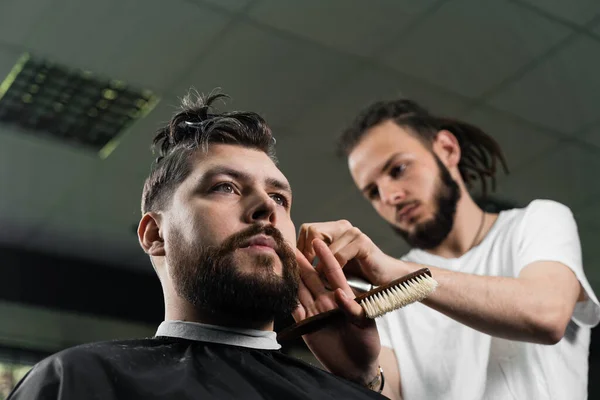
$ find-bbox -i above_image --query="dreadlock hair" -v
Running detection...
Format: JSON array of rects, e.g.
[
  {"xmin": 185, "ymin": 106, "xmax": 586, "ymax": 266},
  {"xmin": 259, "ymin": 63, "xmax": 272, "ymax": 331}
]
[
  {"xmin": 338, "ymin": 99, "xmax": 509, "ymax": 197},
  {"xmin": 141, "ymin": 92, "xmax": 276, "ymax": 214}
]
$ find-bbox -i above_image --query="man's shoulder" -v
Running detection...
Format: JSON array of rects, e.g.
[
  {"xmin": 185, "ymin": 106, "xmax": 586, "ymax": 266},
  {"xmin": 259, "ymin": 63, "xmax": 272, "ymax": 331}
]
[
  {"xmin": 8, "ymin": 338, "xmax": 166, "ymax": 399},
  {"xmin": 63, "ymin": 337, "xmax": 157, "ymax": 355},
  {"xmin": 520, "ymin": 199, "xmax": 572, "ymax": 217},
  {"xmin": 502, "ymin": 199, "xmax": 574, "ymax": 232},
  {"xmin": 484, "ymin": 199, "xmax": 572, "ymax": 234},
  {"xmin": 35, "ymin": 337, "xmax": 164, "ymax": 370}
]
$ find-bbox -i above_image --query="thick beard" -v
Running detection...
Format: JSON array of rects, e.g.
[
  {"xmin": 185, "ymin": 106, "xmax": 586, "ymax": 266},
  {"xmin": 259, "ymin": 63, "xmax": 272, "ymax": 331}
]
[
  {"xmin": 392, "ymin": 155, "xmax": 460, "ymax": 250},
  {"xmin": 167, "ymin": 224, "xmax": 299, "ymax": 324}
]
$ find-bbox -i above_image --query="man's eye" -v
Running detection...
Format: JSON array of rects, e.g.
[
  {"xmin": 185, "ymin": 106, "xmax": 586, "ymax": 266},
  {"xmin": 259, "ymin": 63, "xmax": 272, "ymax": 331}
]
[
  {"xmin": 270, "ymin": 193, "xmax": 288, "ymax": 207},
  {"xmin": 390, "ymin": 164, "xmax": 407, "ymax": 179},
  {"xmin": 212, "ymin": 183, "xmax": 235, "ymax": 193},
  {"xmin": 368, "ymin": 187, "xmax": 380, "ymax": 200}
]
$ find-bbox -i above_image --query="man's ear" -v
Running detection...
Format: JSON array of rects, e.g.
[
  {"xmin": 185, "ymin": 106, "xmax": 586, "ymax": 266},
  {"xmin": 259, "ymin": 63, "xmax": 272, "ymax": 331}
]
[
  {"xmin": 432, "ymin": 129, "xmax": 461, "ymax": 169},
  {"xmin": 138, "ymin": 213, "xmax": 165, "ymax": 257}
]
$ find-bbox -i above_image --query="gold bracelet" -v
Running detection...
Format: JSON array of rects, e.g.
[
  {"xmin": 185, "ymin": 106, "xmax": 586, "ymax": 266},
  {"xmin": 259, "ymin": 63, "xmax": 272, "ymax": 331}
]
[{"xmin": 365, "ymin": 366, "xmax": 385, "ymax": 393}]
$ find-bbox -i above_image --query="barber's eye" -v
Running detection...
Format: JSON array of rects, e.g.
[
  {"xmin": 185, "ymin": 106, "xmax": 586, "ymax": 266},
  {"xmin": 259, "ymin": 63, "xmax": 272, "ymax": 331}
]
[
  {"xmin": 271, "ymin": 193, "xmax": 288, "ymax": 207},
  {"xmin": 213, "ymin": 183, "xmax": 235, "ymax": 193},
  {"xmin": 368, "ymin": 187, "xmax": 380, "ymax": 200},
  {"xmin": 390, "ymin": 164, "xmax": 407, "ymax": 178}
]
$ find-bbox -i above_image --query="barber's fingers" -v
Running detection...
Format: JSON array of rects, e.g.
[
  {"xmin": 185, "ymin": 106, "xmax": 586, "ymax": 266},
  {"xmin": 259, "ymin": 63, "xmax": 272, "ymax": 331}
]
[
  {"xmin": 297, "ymin": 220, "xmax": 352, "ymax": 263},
  {"xmin": 313, "ymin": 240, "xmax": 355, "ymax": 298},
  {"xmin": 322, "ymin": 226, "xmax": 366, "ymax": 268},
  {"xmin": 296, "ymin": 242, "xmax": 369, "ymax": 327},
  {"xmin": 313, "ymin": 240, "xmax": 370, "ymax": 325},
  {"xmin": 295, "ymin": 248, "xmax": 328, "ymax": 297},
  {"xmin": 334, "ymin": 289, "xmax": 369, "ymax": 326},
  {"xmin": 292, "ymin": 279, "xmax": 312, "ymax": 322}
]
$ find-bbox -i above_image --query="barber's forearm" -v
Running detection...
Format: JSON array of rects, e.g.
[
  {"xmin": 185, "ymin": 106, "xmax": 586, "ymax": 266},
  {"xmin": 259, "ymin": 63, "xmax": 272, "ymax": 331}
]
[{"xmin": 398, "ymin": 262, "xmax": 576, "ymax": 344}]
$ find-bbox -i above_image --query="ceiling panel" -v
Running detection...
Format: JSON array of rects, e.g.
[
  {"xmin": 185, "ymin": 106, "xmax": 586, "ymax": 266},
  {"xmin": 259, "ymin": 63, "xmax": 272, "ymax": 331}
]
[
  {"xmin": 21, "ymin": 0, "xmax": 230, "ymax": 92},
  {"xmin": 0, "ymin": 47, "xmax": 22, "ymax": 82},
  {"xmin": 248, "ymin": 0, "xmax": 438, "ymax": 58},
  {"xmin": 489, "ymin": 35, "xmax": 600, "ymax": 135},
  {"xmin": 517, "ymin": 0, "xmax": 600, "ymax": 26},
  {"xmin": 494, "ymin": 143, "xmax": 600, "ymax": 209},
  {"xmin": 175, "ymin": 21, "xmax": 363, "ymax": 128},
  {"xmin": 100, "ymin": 99, "xmax": 178, "ymax": 169},
  {"xmin": 27, "ymin": 154, "xmax": 147, "ymax": 268},
  {"xmin": 0, "ymin": 48, "xmax": 81, "ymax": 246},
  {"xmin": 463, "ymin": 106, "xmax": 561, "ymax": 173},
  {"xmin": 0, "ymin": 128, "xmax": 99, "ymax": 244},
  {"xmin": 291, "ymin": 66, "xmax": 471, "ymax": 147},
  {"xmin": 0, "ymin": 0, "xmax": 53, "ymax": 48},
  {"xmin": 26, "ymin": 99, "xmax": 180, "ymax": 270},
  {"xmin": 582, "ymin": 127, "xmax": 600, "ymax": 149},
  {"xmin": 380, "ymin": 0, "xmax": 570, "ymax": 98},
  {"xmin": 200, "ymin": 0, "xmax": 254, "ymax": 12},
  {"xmin": 275, "ymin": 130, "xmax": 348, "ymax": 219}
]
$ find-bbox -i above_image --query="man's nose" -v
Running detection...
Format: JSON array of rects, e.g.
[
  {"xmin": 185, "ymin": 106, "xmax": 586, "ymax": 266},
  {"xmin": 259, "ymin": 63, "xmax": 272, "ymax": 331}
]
[
  {"xmin": 245, "ymin": 192, "xmax": 277, "ymax": 225},
  {"xmin": 379, "ymin": 183, "xmax": 405, "ymax": 206}
]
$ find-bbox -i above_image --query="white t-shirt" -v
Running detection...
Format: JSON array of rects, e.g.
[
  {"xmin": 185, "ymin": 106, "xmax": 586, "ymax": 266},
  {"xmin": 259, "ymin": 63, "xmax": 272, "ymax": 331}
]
[{"xmin": 377, "ymin": 200, "xmax": 600, "ymax": 400}]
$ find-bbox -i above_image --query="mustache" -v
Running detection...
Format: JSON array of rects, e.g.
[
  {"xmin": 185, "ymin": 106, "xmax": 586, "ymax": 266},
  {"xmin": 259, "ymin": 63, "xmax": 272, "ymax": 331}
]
[
  {"xmin": 396, "ymin": 200, "xmax": 418, "ymax": 211},
  {"xmin": 219, "ymin": 224, "xmax": 290, "ymax": 256}
]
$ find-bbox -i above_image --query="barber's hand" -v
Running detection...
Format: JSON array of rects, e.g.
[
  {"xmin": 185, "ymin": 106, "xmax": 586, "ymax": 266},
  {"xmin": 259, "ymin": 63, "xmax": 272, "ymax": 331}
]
[
  {"xmin": 292, "ymin": 240, "xmax": 380, "ymax": 384},
  {"xmin": 297, "ymin": 220, "xmax": 405, "ymax": 286}
]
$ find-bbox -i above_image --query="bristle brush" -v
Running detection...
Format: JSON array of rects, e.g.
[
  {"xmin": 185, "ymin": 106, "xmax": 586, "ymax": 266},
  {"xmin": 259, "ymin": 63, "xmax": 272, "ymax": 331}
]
[{"xmin": 277, "ymin": 268, "xmax": 437, "ymax": 342}]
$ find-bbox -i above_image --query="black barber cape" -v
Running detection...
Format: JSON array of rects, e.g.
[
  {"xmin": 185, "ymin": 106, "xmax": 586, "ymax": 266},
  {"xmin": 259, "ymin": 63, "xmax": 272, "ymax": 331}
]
[{"xmin": 8, "ymin": 321, "xmax": 385, "ymax": 400}]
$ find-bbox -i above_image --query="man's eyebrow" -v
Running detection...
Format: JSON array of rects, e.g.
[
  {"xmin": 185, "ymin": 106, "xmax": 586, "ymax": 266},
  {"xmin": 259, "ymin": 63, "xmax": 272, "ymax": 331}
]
[
  {"xmin": 197, "ymin": 166, "xmax": 249, "ymax": 185},
  {"xmin": 266, "ymin": 177, "xmax": 292, "ymax": 196},
  {"xmin": 360, "ymin": 152, "xmax": 407, "ymax": 193},
  {"xmin": 198, "ymin": 166, "xmax": 292, "ymax": 195}
]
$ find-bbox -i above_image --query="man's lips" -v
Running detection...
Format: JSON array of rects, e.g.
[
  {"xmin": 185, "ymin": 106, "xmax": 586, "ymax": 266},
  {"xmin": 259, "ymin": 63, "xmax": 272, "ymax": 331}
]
[
  {"xmin": 240, "ymin": 235, "xmax": 278, "ymax": 252},
  {"xmin": 397, "ymin": 203, "xmax": 419, "ymax": 222}
]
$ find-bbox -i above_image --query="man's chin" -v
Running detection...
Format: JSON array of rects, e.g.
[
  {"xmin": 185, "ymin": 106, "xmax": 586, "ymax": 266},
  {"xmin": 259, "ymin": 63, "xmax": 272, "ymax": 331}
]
[
  {"xmin": 233, "ymin": 251, "xmax": 283, "ymax": 276},
  {"xmin": 392, "ymin": 221, "xmax": 418, "ymax": 237}
]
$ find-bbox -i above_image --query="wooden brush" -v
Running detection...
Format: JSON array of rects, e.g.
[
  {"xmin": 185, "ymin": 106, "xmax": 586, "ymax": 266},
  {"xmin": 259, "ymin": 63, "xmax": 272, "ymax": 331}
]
[{"xmin": 277, "ymin": 268, "xmax": 437, "ymax": 342}]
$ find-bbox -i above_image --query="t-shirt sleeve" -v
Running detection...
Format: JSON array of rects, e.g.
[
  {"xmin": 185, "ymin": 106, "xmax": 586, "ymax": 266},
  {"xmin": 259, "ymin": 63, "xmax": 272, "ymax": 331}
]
[
  {"xmin": 7, "ymin": 358, "xmax": 62, "ymax": 400},
  {"xmin": 516, "ymin": 199, "xmax": 600, "ymax": 327}
]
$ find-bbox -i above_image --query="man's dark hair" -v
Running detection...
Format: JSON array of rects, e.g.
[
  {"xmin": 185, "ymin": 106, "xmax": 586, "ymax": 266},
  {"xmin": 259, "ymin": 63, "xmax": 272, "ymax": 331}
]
[
  {"xmin": 141, "ymin": 92, "xmax": 276, "ymax": 213},
  {"xmin": 338, "ymin": 99, "xmax": 509, "ymax": 196}
]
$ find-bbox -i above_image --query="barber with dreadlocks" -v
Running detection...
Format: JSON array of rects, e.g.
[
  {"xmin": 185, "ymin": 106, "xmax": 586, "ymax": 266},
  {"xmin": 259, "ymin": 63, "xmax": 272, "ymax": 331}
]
[{"xmin": 296, "ymin": 99, "xmax": 600, "ymax": 399}]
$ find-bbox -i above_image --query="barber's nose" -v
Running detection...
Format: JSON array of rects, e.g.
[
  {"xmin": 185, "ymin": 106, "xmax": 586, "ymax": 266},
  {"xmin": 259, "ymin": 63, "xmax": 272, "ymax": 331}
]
[
  {"xmin": 246, "ymin": 193, "xmax": 277, "ymax": 224},
  {"xmin": 379, "ymin": 183, "xmax": 405, "ymax": 206}
]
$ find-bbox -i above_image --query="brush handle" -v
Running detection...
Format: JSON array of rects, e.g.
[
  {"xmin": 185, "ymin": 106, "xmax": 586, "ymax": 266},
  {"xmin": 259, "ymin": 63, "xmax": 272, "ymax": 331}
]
[
  {"xmin": 277, "ymin": 268, "xmax": 432, "ymax": 342},
  {"xmin": 277, "ymin": 308, "xmax": 346, "ymax": 342},
  {"xmin": 276, "ymin": 284, "xmax": 380, "ymax": 342}
]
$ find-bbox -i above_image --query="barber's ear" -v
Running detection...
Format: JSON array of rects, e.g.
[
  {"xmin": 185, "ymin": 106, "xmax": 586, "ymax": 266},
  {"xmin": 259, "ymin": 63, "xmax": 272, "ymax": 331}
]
[
  {"xmin": 138, "ymin": 213, "xmax": 165, "ymax": 257},
  {"xmin": 433, "ymin": 129, "xmax": 461, "ymax": 169}
]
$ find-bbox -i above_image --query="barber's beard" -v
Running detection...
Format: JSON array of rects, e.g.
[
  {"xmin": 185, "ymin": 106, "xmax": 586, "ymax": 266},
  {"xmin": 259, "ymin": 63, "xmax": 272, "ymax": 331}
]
[
  {"xmin": 392, "ymin": 156, "xmax": 460, "ymax": 250},
  {"xmin": 167, "ymin": 224, "xmax": 299, "ymax": 323}
]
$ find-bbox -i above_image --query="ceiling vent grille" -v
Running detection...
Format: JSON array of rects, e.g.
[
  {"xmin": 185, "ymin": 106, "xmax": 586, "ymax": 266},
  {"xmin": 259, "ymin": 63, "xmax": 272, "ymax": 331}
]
[{"xmin": 0, "ymin": 54, "xmax": 159, "ymax": 158}]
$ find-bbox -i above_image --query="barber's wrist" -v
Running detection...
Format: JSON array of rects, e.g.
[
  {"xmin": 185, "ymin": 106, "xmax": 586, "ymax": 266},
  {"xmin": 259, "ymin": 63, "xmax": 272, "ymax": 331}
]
[
  {"xmin": 349, "ymin": 364, "xmax": 382, "ymax": 390},
  {"xmin": 361, "ymin": 365, "xmax": 385, "ymax": 393},
  {"xmin": 378, "ymin": 255, "xmax": 412, "ymax": 285}
]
